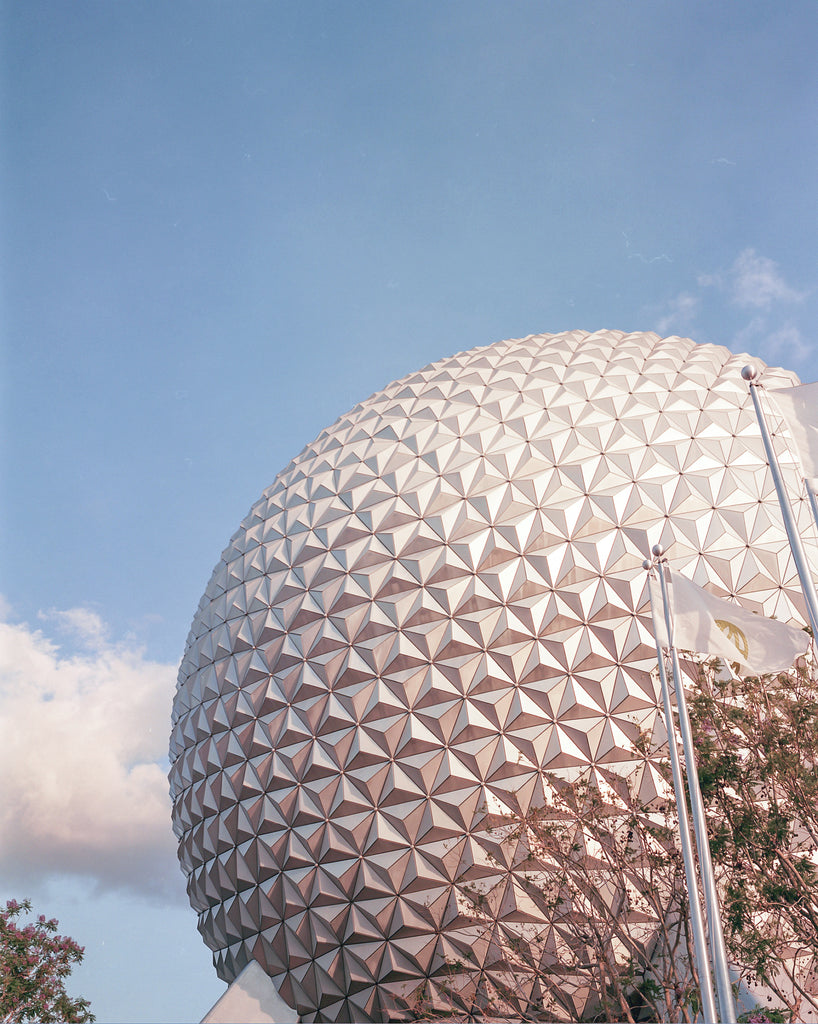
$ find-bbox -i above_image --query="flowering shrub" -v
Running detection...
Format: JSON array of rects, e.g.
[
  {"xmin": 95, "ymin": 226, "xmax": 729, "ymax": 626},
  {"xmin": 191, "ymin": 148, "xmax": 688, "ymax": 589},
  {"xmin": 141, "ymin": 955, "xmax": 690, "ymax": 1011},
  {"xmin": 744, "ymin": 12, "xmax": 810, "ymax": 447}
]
[
  {"xmin": 737, "ymin": 1007, "xmax": 788, "ymax": 1023},
  {"xmin": 691, "ymin": 655, "xmax": 818, "ymax": 1023},
  {"xmin": 402, "ymin": 655, "xmax": 817, "ymax": 1023},
  {"xmin": 0, "ymin": 899, "xmax": 94, "ymax": 1023}
]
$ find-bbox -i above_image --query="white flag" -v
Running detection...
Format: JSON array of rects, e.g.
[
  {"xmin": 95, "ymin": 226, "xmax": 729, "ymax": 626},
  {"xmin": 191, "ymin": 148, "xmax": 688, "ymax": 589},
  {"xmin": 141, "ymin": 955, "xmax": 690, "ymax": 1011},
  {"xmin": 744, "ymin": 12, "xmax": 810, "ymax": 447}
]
[
  {"xmin": 647, "ymin": 574, "xmax": 671, "ymax": 650},
  {"xmin": 770, "ymin": 381, "xmax": 818, "ymax": 487},
  {"xmin": 649, "ymin": 571, "xmax": 809, "ymax": 676}
]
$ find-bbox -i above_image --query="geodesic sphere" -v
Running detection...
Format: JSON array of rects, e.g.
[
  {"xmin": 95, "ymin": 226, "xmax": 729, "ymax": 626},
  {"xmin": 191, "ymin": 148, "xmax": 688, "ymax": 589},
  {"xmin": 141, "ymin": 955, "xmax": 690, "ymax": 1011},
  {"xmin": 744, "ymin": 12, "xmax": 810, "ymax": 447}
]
[{"xmin": 169, "ymin": 329, "xmax": 811, "ymax": 1022}]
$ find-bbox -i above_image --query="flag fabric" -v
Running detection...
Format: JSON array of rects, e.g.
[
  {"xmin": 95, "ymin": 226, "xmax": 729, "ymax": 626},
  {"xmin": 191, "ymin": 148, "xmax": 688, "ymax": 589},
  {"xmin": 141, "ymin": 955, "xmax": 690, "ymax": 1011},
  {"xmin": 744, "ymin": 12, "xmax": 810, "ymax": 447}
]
[
  {"xmin": 649, "ymin": 570, "xmax": 809, "ymax": 676},
  {"xmin": 647, "ymin": 575, "xmax": 672, "ymax": 650},
  {"xmin": 770, "ymin": 381, "xmax": 818, "ymax": 487},
  {"xmin": 651, "ymin": 573, "xmax": 675, "ymax": 651}
]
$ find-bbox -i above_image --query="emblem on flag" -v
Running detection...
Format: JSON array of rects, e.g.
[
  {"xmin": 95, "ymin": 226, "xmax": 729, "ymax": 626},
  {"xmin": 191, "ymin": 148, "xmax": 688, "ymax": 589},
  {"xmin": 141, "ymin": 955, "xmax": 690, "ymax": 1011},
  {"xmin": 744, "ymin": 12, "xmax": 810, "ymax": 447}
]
[
  {"xmin": 650, "ymin": 571, "xmax": 809, "ymax": 676},
  {"xmin": 714, "ymin": 619, "xmax": 750, "ymax": 660}
]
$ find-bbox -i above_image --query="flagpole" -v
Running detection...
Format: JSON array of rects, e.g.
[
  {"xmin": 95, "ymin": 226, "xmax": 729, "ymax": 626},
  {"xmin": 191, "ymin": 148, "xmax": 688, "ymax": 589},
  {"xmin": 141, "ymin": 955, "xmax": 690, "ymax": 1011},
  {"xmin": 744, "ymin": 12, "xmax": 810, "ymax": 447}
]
[
  {"xmin": 807, "ymin": 485, "xmax": 818, "ymax": 537},
  {"xmin": 644, "ymin": 556, "xmax": 718, "ymax": 1024},
  {"xmin": 743, "ymin": 365, "xmax": 818, "ymax": 638},
  {"xmin": 654, "ymin": 547, "xmax": 737, "ymax": 1023}
]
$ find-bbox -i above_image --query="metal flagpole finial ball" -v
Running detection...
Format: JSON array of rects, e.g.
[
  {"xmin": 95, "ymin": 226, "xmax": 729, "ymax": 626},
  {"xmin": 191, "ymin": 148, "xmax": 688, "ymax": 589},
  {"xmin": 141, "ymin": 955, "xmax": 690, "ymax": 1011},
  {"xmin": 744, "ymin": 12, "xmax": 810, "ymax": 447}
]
[
  {"xmin": 651, "ymin": 543, "xmax": 665, "ymax": 559},
  {"xmin": 742, "ymin": 364, "xmax": 759, "ymax": 381}
]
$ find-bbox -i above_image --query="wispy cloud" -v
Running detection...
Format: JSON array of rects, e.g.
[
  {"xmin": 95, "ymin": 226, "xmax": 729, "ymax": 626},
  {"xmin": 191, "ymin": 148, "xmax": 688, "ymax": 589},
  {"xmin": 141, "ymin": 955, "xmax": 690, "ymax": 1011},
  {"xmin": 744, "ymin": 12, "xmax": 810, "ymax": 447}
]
[
  {"xmin": 727, "ymin": 315, "xmax": 811, "ymax": 363},
  {"xmin": 37, "ymin": 606, "xmax": 110, "ymax": 651},
  {"xmin": 0, "ymin": 604, "xmax": 181, "ymax": 901},
  {"xmin": 730, "ymin": 248, "xmax": 805, "ymax": 309},
  {"xmin": 700, "ymin": 248, "xmax": 806, "ymax": 310},
  {"xmin": 730, "ymin": 315, "xmax": 767, "ymax": 352},
  {"xmin": 650, "ymin": 248, "xmax": 812, "ymax": 365},
  {"xmin": 655, "ymin": 292, "xmax": 700, "ymax": 335},
  {"xmin": 621, "ymin": 230, "xmax": 671, "ymax": 265},
  {"xmin": 764, "ymin": 322, "xmax": 811, "ymax": 362}
]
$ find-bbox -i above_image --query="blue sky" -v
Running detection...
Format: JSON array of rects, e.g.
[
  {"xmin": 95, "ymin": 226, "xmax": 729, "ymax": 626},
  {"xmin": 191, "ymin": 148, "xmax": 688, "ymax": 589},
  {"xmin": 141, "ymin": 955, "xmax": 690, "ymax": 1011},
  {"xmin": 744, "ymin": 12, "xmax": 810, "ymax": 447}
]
[{"xmin": 1, "ymin": 2, "xmax": 817, "ymax": 1020}]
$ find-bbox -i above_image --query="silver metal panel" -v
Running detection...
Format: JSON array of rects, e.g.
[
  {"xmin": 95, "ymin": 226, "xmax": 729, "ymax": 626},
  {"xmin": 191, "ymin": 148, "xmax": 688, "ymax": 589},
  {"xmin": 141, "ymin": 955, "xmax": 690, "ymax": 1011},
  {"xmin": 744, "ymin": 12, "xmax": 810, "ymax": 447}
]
[{"xmin": 169, "ymin": 330, "xmax": 812, "ymax": 1022}]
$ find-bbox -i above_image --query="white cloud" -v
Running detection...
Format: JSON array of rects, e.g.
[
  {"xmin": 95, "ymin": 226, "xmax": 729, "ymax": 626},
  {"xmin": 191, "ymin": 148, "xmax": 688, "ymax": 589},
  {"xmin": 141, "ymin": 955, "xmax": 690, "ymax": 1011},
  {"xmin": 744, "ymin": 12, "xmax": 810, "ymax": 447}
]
[
  {"xmin": 727, "ymin": 314, "xmax": 812, "ymax": 366},
  {"xmin": 678, "ymin": 250, "xmax": 813, "ymax": 365},
  {"xmin": 764, "ymin": 322, "xmax": 811, "ymax": 362},
  {"xmin": 38, "ymin": 606, "xmax": 110, "ymax": 651},
  {"xmin": 696, "ymin": 270, "xmax": 722, "ymax": 290},
  {"xmin": 655, "ymin": 291, "xmax": 700, "ymax": 335},
  {"xmin": 0, "ymin": 606, "xmax": 183, "ymax": 901},
  {"xmin": 727, "ymin": 248, "xmax": 805, "ymax": 310}
]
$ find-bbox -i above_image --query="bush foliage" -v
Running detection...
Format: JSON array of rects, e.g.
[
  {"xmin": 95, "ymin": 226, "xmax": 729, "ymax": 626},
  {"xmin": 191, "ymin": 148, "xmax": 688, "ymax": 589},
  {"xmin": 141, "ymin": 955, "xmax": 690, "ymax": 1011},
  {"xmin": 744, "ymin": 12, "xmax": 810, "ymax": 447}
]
[
  {"xmin": 0, "ymin": 898, "xmax": 94, "ymax": 1024},
  {"xmin": 404, "ymin": 654, "xmax": 817, "ymax": 1023}
]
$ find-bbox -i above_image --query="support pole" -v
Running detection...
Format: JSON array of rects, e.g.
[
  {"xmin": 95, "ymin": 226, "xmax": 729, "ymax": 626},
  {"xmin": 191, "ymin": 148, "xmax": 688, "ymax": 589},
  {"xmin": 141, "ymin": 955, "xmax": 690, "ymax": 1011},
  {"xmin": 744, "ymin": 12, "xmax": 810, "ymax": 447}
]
[
  {"xmin": 656, "ymin": 551, "xmax": 737, "ymax": 1023},
  {"xmin": 807, "ymin": 486, "xmax": 818, "ymax": 539},
  {"xmin": 743, "ymin": 366, "xmax": 818, "ymax": 638},
  {"xmin": 645, "ymin": 557, "xmax": 718, "ymax": 1023}
]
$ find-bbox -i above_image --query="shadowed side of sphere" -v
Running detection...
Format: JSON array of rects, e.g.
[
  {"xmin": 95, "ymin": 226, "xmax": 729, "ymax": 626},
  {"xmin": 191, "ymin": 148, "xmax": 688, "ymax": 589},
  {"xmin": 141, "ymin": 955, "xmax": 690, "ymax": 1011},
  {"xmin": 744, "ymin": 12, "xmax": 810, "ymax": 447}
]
[{"xmin": 168, "ymin": 329, "xmax": 809, "ymax": 1023}]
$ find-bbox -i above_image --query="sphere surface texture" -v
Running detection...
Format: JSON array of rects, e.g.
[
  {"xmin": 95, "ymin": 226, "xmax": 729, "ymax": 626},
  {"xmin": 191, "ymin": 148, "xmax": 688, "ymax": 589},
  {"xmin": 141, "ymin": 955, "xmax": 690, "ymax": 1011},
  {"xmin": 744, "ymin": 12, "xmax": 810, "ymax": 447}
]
[{"xmin": 169, "ymin": 330, "xmax": 811, "ymax": 1021}]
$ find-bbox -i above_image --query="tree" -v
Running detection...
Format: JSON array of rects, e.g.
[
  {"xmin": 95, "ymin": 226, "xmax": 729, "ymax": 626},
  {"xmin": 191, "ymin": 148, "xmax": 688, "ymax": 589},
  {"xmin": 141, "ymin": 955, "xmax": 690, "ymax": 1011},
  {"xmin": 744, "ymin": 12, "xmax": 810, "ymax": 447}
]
[
  {"xmin": 401, "ymin": 753, "xmax": 703, "ymax": 1023},
  {"xmin": 690, "ymin": 654, "xmax": 818, "ymax": 1023},
  {"xmin": 0, "ymin": 899, "xmax": 95, "ymax": 1023},
  {"xmin": 401, "ymin": 654, "xmax": 818, "ymax": 1023},
  {"xmin": 461, "ymin": 765, "xmax": 702, "ymax": 1023}
]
